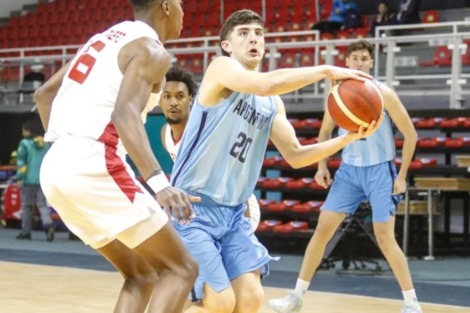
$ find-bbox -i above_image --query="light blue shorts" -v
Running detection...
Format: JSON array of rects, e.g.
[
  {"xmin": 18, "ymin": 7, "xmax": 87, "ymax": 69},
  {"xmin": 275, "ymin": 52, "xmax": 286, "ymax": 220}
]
[
  {"xmin": 322, "ymin": 161, "xmax": 402, "ymax": 222},
  {"xmin": 173, "ymin": 192, "xmax": 273, "ymax": 302}
]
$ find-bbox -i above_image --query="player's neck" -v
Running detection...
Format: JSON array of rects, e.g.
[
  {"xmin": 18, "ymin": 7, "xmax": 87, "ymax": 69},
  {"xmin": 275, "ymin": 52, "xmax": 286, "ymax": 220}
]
[
  {"xmin": 170, "ymin": 121, "xmax": 187, "ymax": 142},
  {"xmin": 134, "ymin": 14, "xmax": 168, "ymax": 43}
]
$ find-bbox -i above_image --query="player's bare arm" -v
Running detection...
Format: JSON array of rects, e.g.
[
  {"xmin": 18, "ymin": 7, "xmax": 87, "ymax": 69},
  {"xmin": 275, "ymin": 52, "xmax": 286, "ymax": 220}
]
[
  {"xmin": 314, "ymin": 107, "xmax": 337, "ymax": 188},
  {"xmin": 114, "ymin": 38, "xmax": 199, "ymax": 223},
  {"xmin": 381, "ymin": 84, "xmax": 418, "ymax": 195},
  {"xmin": 34, "ymin": 62, "xmax": 71, "ymax": 131},
  {"xmin": 198, "ymin": 57, "xmax": 372, "ymax": 107},
  {"xmin": 270, "ymin": 97, "xmax": 384, "ymax": 169}
]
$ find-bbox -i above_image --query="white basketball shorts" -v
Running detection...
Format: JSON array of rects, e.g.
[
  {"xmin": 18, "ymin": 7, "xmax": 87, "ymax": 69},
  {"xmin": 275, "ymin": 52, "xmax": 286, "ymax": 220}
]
[{"xmin": 40, "ymin": 136, "xmax": 168, "ymax": 249}]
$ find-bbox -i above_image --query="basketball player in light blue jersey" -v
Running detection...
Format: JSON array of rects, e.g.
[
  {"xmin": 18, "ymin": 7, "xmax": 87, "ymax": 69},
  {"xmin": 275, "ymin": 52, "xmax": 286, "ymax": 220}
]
[
  {"xmin": 170, "ymin": 11, "xmax": 382, "ymax": 313},
  {"xmin": 270, "ymin": 40, "xmax": 421, "ymax": 313}
]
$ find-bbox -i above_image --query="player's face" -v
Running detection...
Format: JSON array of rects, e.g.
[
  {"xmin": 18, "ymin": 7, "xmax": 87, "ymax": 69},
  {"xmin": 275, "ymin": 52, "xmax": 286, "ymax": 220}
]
[
  {"xmin": 224, "ymin": 24, "xmax": 265, "ymax": 69},
  {"xmin": 159, "ymin": 81, "xmax": 192, "ymax": 125},
  {"xmin": 346, "ymin": 50, "xmax": 374, "ymax": 74},
  {"xmin": 166, "ymin": 0, "xmax": 184, "ymax": 40},
  {"xmin": 22, "ymin": 128, "xmax": 30, "ymax": 138}
]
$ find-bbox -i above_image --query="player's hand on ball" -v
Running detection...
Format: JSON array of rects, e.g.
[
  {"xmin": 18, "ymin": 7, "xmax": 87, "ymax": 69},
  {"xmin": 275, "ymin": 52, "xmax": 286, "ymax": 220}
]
[
  {"xmin": 315, "ymin": 168, "xmax": 332, "ymax": 189},
  {"xmin": 349, "ymin": 113, "xmax": 385, "ymax": 141},
  {"xmin": 156, "ymin": 187, "xmax": 201, "ymax": 225},
  {"xmin": 326, "ymin": 66, "xmax": 372, "ymax": 85},
  {"xmin": 393, "ymin": 176, "xmax": 406, "ymax": 195}
]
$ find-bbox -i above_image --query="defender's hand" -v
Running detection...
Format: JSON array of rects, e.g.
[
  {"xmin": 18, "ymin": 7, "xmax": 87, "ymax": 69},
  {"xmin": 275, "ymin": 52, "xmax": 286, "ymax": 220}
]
[
  {"xmin": 314, "ymin": 167, "xmax": 332, "ymax": 189},
  {"xmin": 156, "ymin": 187, "xmax": 201, "ymax": 225},
  {"xmin": 393, "ymin": 176, "xmax": 407, "ymax": 195}
]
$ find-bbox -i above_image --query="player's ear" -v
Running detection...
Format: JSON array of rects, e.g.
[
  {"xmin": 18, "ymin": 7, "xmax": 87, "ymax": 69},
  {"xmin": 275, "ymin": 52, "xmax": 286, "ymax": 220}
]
[
  {"xmin": 189, "ymin": 94, "xmax": 193, "ymax": 103},
  {"xmin": 162, "ymin": 0, "xmax": 170, "ymax": 16},
  {"xmin": 370, "ymin": 58, "xmax": 374, "ymax": 69},
  {"xmin": 221, "ymin": 41, "xmax": 231, "ymax": 55}
]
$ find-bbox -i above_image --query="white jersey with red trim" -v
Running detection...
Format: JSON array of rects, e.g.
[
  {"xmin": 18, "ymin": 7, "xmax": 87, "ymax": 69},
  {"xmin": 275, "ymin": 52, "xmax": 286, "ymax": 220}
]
[
  {"xmin": 45, "ymin": 21, "xmax": 161, "ymax": 150},
  {"xmin": 164, "ymin": 124, "xmax": 181, "ymax": 162}
]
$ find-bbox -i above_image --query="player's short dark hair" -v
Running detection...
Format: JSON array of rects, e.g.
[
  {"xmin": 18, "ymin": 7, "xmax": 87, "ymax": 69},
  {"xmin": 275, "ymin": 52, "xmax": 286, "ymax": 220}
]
[
  {"xmin": 22, "ymin": 120, "xmax": 41, "ymax": 136},
  {"xmin": 347, "ymin": 40, "xmax": 375, "ymax": 58},
  {"xmin": 129, "ymin": 0, "xmax": 164, "ymax": 12},
  {"xmin": 219, "ymin": 10, "xmax": 264, "ymax": 57},
  {"xmin": 165, "ymin": 66, "xmax": 198, "ymax": 96}
]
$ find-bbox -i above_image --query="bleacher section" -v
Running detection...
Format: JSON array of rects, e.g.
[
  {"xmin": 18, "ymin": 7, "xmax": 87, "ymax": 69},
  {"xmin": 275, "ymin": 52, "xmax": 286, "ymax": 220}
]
[{"xmin": 2, "ymin": 0, "xmax": 465, "ymax": 83}]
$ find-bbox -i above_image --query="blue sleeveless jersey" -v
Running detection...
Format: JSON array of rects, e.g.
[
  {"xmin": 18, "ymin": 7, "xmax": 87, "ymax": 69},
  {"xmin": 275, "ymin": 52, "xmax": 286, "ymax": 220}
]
[
  {"xmin": 171, "ymin": 91, "xmax": 278, "ymax": 206},
  {"xmin": 338, "ymin": 80, "xmax": 395, "ymax": 167}
]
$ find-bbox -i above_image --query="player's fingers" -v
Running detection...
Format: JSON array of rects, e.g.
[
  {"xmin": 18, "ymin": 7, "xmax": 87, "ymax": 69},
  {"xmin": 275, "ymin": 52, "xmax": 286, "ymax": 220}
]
[
  {"xmin": 170, "ymin": 197, "xmax": 184, "ymax": 224},
  {"xmin": 189, "ymin": 196, "xmax": 201, "ymax": 203},
  {"xmin": 163, "ymin": 206, "xmax": 174, "ymax": 221},
  {"xmin": 352, "ymin": 74, "xmax": 368, "ymax": 82},
  {"xmin": 181, "ymin": 196, "xmax": 195, "ymax": 223},
  {"xmin": 315, "ymin": 175, "xmax": 326, "ymax": 188},
  {"xmin": 357, "ymin": 125, "xmax": 365, "ymax": 135},
  {"xmin": 365, "ymin": 120, "xmax": 376, "ymax": 135},
  {"xmin": 355, "ymin": 70, "xmax": 372, "ymax": 79},
  {"xmin": 327, "ymin": 176, "xmax": 332, "ymax": 185}
]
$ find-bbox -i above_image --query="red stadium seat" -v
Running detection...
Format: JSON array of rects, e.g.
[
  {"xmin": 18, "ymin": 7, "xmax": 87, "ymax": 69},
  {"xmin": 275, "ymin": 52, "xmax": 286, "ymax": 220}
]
[
  {"xmin": 445, "ymin": 137, "xmax": 470, "ymax": 148},
  {"xmin": 423, "ymin": 10, "xmax": 439, "ymax": 24},
  {"xmin": 292, "ymin": 201, "xmax": 324, "ymax": 213},
  {"xmin": 258, "ymin": 199, "xmax": 276, "ymax": 209},
  {"xmin": 263, "ymin": 156, "xmax": 284, "ymax": 167},
  {"xmin": 257, "ymin": 220, "xmax": 282, "ymax": 232},
  {"xmin": 441, "ymin": 117, "xmax": 470, "ymax": 128},
  {"xmin": 273, "ymin": 221, "xmax": 309, "ymax": 233},
  {"xmin": 416, "ymin": 118, "xmax": 445, "ymax": 128},
  {"xmin": 267, "ymin": 200, "xmax": 300, "ymax": 212},
  {"xmin": 264, "ymin": 177, "xmax": 295, "ymax": 188},
  {"xmin": 286, "ymin": 178, "xmax": 315, "ymax": 189}
]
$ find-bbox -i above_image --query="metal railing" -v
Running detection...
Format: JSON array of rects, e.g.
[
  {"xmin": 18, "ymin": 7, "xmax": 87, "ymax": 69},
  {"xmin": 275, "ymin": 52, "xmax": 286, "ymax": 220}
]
[
  {"xmin": 1, "ymin": 30, "xmax": 470, "ymax": 108},
  {"xmin": 374, "ymin": 21, "xmax": 470, "ymax": 79}
]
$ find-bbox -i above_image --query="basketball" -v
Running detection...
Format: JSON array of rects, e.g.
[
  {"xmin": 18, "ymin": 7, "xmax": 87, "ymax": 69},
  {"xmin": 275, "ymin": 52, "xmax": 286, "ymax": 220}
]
[{"xmin": 327, "ymin": 79, "xmax": 384, "ymax": 132}]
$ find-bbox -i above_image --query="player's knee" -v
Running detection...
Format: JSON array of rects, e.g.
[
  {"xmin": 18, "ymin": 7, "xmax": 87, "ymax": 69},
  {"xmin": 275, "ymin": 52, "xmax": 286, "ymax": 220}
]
[
  {"xmin": 373, "ymin": 226, "xmax": 395, "ymax": 249},
  {"xmin": 124, "ymin": 271, "xmax": 159, "ymax": 290},
  {"xmin": 175, "ymin": 257, "xmax": 199, "ymax": 283},
  {"xmin": 235, "ymin": 285, "xmax": 264, "ymax": 313},
  {"xmin": 313, "ymin": 222, "xmax": 335, "ymax": 242},
  {"xmin": 204, "ymin": 290, "xmax": 236, "ymax": 313}
]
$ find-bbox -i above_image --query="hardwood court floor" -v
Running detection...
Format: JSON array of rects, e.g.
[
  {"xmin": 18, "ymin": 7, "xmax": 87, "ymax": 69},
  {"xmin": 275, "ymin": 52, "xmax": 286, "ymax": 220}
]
[{"xmin": 1, "ymin": 261, "xmax": 469, "ymax": 313}]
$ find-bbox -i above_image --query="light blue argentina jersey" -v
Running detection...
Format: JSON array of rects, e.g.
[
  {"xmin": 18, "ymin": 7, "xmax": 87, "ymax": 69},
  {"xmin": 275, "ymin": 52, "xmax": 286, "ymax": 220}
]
[
  {"xmin": 338, "ymin": 80, "xmax": 396, "ymax": 166},
  {"xmin": 171, "ymin": 91, "xmax": 278, "ymax": 206}
]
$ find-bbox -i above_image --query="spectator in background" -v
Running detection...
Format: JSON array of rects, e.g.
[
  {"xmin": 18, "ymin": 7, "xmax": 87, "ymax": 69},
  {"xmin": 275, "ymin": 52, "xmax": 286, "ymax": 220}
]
[
  {"xmin": 16, "ymin": 120, "xmax": 54, "ymax": 241},
  {"xmin": 370, "ymin": 1, "xmax": 397, "ymax": 36},
  {"xmin": 313, "ymin": 0, "xmax": 361, "ymax": 34},
  {"xmin": 397, "ymin": 0, "xmax": 421, "ymax": 25},
  {"xmin": 18, "ymin": 64, "xmax": 46, "ymax": 103}
]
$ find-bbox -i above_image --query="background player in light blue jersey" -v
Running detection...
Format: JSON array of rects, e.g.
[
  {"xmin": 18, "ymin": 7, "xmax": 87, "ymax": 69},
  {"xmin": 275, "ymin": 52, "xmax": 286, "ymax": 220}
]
[
  {"xmin": 171, "ymin": 11, "xmax": 383, "ymax": 313},
  {"xmin": 270, "ymin": 40, "xmax": 420, "ymax": 313}
]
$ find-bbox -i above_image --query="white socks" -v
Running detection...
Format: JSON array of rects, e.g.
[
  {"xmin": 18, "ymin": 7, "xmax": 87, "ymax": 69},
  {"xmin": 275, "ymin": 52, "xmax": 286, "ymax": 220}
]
[
  {"xmin": 403, "ymin": 289, "xmax": 419, "ymax": 306},
  {"xmin": 294, "ymin": 278, "xmax": 310, "ymax": 297}
]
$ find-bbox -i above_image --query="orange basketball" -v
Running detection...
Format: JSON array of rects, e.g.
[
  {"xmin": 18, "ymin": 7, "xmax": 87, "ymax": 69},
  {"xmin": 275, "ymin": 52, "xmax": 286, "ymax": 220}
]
[{"xmin": 327, "ymin": 79, "xmax": 384, "ymax": 132}]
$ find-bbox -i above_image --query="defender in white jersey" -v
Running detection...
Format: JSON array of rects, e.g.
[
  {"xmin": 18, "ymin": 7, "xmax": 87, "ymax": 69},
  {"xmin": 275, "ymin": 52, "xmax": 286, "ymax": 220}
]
[
  {"xmin": 34, "ymin": 1, "xmax": 199, "ymax": 312},
  {"xmin": 176, "ymin": 10, "xmax": 384, "ymax": 313},
  {"xmin": 159, "ymin": 66, "xmax": 261, "ymax": 230},
  {"xmin": 270, "ymin": 40, "xmax": 421, "ymax": 313}
]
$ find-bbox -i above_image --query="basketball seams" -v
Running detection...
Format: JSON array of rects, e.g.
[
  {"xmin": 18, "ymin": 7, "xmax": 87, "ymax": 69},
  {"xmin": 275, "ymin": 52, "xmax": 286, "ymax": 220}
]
[
  {"xmin": 331, "ymin": 84, "xmax": 369, "ymax": 127},
  {"xmin": 341, "ymin": 82, "xmax": 381, "ymax": 119}
]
